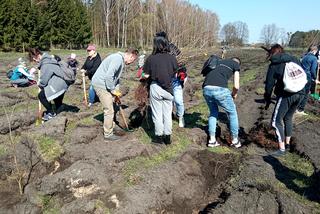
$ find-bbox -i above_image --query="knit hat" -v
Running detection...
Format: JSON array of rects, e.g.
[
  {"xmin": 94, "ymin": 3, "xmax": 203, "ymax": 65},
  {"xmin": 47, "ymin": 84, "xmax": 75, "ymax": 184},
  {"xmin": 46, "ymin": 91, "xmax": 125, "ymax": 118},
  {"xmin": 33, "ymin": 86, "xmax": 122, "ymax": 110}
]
[
  {"xmin": 87, "ymin": 44, "xmax": 96, "ymax": 51},
  {"xmin": 18, "ymin": 57, "xmax": 26, "ymax": 66},
  {"xmin": 69, "ymin": 53, "xmax": 76, "ymax": 59}
]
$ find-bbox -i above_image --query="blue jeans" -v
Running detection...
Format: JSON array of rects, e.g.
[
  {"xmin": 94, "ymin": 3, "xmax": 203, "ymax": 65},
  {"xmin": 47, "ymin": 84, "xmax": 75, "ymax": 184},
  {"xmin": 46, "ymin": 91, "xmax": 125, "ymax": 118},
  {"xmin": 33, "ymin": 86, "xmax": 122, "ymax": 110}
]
[
  {"xmin": 89, "ymin": 84, "xmax": 96, "ymax": 104},
  {"xmin": 203, "ymin": 86, "xmax": 239, "ymax": 139},
  {"xmin": 172, "ymin": 79, "xmax": 184, "ymax": 117},
  {"xmin": 297, "ymin": 77, "xmax": 311, "ymax": 112}
]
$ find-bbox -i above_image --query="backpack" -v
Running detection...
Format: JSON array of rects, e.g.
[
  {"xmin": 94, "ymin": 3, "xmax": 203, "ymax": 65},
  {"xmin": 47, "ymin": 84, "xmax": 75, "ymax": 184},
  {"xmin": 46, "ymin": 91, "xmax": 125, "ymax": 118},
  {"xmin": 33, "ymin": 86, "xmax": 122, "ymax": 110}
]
[
  {"xmin": 283, "ymin": 62, "xmax": 307, "ymax": 93},
  {"xmin": 177, "ymin": 63, "xmax": 187, "ymax": 83},
  {"xmin": 201, "ymin": 55, "xmax": 221, "ymax": 76},
  {"xmin": 6, "ymin": 69, "xmax": 13, "ymax": 79},
  {"xmin": 58, "ymin": 60, "xmax": 76, "ymax": 85}
]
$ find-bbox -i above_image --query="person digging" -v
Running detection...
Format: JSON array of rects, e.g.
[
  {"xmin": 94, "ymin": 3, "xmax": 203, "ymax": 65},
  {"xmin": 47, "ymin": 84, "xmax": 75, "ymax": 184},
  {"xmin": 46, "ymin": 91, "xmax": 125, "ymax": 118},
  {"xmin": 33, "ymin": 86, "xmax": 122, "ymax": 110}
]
[{"xmin": 91, "ymin": 48, "xmax": 139, "ymax": 141}]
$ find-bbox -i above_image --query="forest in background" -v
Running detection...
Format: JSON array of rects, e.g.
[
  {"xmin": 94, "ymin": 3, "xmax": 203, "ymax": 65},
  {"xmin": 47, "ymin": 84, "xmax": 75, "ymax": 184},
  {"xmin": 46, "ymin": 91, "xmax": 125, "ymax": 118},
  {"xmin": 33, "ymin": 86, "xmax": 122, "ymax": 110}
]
[{"xmin": 0, "ymin": 0, "xmax": 319, "ymax": 51}]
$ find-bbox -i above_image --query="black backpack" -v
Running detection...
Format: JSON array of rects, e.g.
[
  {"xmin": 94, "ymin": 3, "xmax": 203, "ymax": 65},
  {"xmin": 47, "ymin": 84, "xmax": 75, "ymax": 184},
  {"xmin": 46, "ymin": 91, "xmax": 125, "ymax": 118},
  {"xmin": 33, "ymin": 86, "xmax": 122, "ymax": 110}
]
[
  {"xmin": 201, "ymin": 55, "xmax": 221, "ymax": 76},
  {"xmin": 6, "ymin": 69, "xmax": 13, "ymax": 79}
]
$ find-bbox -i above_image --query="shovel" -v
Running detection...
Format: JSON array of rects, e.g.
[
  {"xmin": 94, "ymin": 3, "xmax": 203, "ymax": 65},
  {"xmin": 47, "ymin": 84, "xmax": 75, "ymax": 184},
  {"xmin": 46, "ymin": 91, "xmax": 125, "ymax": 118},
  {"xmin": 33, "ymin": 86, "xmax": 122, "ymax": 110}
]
[
  {"xmin": 115, "ymin": 96, "xmax": 133, "ymax": 132},
  {"xmin": 35, "ymin": 69, "xmax": 43, "ymax": 126},
  {"xmin": 82, "ymin": 72, "xmax": 88, "ymax": 106}
]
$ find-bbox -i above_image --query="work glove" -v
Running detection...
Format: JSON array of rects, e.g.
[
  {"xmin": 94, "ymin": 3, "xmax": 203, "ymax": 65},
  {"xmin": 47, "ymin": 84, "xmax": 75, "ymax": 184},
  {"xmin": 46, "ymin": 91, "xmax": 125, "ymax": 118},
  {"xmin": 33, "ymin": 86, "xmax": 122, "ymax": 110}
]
[
  {"xmin": 112, "ymin": 89, "xmax": 122, "ymax": 98},
  {"xmin": 263, "ymin": 93, "xmax": 272, "ymax": 110}
]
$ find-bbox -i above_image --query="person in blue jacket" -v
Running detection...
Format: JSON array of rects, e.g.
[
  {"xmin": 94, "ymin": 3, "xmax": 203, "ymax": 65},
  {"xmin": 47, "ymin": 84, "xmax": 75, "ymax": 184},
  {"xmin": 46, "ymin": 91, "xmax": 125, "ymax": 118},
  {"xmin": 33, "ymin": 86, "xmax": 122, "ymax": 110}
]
[
  {"xmin": 296, "ymin": 45, "xmax": 318, "ymax": 115},
  {"xmin": 10, "ymin": 58, "xmax": 35, "ymax": 87}
]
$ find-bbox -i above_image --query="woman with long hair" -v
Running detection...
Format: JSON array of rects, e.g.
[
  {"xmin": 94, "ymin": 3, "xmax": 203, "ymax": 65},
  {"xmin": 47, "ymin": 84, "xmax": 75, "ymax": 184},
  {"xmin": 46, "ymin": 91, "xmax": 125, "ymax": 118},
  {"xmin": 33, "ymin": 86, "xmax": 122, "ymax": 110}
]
[{"xmin": 143, "ymin": 36, "xmax": 178, "ymax": 145}]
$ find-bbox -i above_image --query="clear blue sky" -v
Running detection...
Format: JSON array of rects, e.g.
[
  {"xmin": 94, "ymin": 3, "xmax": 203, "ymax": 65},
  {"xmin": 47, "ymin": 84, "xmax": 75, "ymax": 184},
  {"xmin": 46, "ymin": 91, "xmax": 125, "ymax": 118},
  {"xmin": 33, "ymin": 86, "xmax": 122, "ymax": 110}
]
[{"xmin": 188, "ymin": 0, "xmax": 320, "ymax": 43}]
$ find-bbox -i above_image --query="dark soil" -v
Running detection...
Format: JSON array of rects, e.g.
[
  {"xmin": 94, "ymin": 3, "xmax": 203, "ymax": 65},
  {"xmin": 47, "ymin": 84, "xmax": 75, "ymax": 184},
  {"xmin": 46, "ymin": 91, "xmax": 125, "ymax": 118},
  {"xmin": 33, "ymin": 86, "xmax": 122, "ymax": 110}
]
[{"xmin": 0, "ymin": 48, "xmax": 319, "ymax": 213}]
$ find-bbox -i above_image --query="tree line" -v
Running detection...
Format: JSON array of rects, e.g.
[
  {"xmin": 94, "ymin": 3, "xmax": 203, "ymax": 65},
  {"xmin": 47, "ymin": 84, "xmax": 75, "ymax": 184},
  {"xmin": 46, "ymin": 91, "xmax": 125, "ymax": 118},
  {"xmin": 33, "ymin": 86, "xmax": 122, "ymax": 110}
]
[
  {"xmin": 0, "ymin": 0, "xmax": 92, "ymax": 51},
  {"xmin": 259, "ymin": 24, "xmax": 320, "ymax": 48},
  {"xmin": 0, "ymin": 0, "xmax": 221, "ymax": 51},
  {"xmin": 88, "ymin": 0, "xmax": 220, "ymax": 49},
  {"xmin": 0, "ymin": 0, "xmax": 318, "ymax": 51}
]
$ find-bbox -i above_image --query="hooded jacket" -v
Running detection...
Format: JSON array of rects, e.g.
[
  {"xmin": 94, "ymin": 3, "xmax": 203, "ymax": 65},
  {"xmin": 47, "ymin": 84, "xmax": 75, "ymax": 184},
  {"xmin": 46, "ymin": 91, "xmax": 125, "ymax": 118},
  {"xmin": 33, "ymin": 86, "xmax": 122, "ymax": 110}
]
[
  {"xmin": 301, "ymin": 52, "xmax": 318, "ymax": 80},
  {"xmin": 264, "ymin": 53, "xmax": 304, "ymax": 102},
  {"xmin": 38, "ymin": 53, "xmax": 69, "ymax": 101}
]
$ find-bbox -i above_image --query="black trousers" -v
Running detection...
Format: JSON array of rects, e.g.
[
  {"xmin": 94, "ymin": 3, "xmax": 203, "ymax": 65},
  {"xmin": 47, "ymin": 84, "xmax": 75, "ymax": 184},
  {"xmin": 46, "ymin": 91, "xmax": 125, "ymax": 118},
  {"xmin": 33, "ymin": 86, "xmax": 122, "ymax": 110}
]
[
  {"xmin": 271, "ymin": 93, "xmax": 304, "ymax": 142},
  {"xmin": 38, "ymin": 89, "xmax": 65, "ymax": 113}
]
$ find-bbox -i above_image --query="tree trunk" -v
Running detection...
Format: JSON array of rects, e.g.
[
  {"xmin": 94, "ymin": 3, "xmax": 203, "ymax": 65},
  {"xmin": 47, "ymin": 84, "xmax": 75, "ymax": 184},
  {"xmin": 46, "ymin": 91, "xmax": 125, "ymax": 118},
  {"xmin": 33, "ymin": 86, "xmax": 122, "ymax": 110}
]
[{"xmin": 139, "ymin": 0, "xmax": 143, "ymax": 48}]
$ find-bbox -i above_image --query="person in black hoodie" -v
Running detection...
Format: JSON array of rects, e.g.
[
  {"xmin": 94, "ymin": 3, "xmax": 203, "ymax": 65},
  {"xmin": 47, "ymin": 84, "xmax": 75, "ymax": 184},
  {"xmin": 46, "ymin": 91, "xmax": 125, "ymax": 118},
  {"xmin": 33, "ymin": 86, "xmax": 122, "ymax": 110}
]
[
  {"xmin": 80, "ymin": 44, "xmax": 102, "ymax": 107},
  {"xmin": 263, "ymin": 44, "xmax": 305, "ymax": 156}
]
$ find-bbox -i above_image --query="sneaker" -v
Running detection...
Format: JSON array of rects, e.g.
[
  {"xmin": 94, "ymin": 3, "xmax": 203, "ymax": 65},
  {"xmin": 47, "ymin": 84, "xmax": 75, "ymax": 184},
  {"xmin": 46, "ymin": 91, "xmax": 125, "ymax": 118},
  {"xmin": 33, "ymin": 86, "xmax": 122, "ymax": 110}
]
[
  {"xmin": 208, "ymin": 141, "xmax": 220, "ymax": 147},
  {"xmin": 295, "ymin": 110, "xmax": 308, "ymax": 116},
  {"xmin": 42, "ymin": 112, "xmax": 56, "ymax": 121},
  {"xmin": 88, "ymin": 103, "xmax": 92, "ymax": 107},
  {"xmin": 104, "ymin": 134, "xmax": 121, "ymax": 141},
  {"xmin": 231, "ymin": 139, "xmax": 241, "ymax": 148},
  {"xmin": 270, "ymin": 149, "xmax": 286, "ymax": 157},
  {"xmin": 178, "ymin": 117, "xmax": 185, "ymax": 128}
]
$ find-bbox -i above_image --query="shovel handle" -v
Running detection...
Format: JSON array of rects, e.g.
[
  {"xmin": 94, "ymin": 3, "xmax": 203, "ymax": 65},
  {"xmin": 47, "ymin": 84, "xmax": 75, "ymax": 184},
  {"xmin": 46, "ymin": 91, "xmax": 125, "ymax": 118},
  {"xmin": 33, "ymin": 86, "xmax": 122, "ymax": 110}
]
[{"xmin": 82, "ymin": 74, "xmax": 88, "ymax": 106}]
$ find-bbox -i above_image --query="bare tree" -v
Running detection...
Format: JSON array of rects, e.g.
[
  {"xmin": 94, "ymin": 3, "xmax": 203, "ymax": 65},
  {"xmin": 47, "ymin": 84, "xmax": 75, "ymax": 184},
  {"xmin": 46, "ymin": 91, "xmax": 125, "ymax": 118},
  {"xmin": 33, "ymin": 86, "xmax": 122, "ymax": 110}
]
[
  {"xmin": 102, "ymin": 0, "xmax": 116, "ymax": 47},
  {"xmin": 234, "ymin": 21, "xmax": 249, "ymax": 45},
  {"xmin": 89, "ymin": 0, "xmax": 220, "ymax": 48},
  {"xmin": 260, "ymin": 23, "xmax": 280, "ymax": 46},
  {"xmin": 220, "ymin": 21, "xmax": 248, "ymax": 46},
  {"xmin": 278, "ymin": 28, "xmax": 291, "ymax": 47}
]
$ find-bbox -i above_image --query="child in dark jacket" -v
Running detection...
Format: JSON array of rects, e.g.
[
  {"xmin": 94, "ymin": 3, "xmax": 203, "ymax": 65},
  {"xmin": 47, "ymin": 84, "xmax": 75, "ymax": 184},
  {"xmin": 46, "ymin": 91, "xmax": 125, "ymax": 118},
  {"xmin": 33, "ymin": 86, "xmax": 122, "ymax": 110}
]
[{"xmin": 67, "ymin": 53, "xmax": 78, "ymax": 73}]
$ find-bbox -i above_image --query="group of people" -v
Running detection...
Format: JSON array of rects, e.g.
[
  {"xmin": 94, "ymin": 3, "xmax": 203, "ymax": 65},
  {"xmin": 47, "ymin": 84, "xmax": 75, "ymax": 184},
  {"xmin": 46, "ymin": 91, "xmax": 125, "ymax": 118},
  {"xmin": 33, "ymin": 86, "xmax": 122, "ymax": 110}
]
[
  {"xmin": 21, "ymin": 33, "xmax": 319, "ymax": 155},
  {"xmin": 264, "ymin": 44, "xmax": 320, "ymax": 156}
]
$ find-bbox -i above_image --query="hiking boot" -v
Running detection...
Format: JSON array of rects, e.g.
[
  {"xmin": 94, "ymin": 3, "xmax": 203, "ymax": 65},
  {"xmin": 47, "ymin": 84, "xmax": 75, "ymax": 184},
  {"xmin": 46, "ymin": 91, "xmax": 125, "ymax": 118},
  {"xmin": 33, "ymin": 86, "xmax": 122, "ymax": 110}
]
[
  {"xmin": 178, "ymin": 116, "xmax": 185, "ymax": 128},
  {"xmin": 104, "ymin": 134, "xmax": 121, "ymax": 141},
  {"xmin": 231, "ymin": 138, "xmax": 241, "ymax": 148},
  {"xmin": 163, "ymin": 135, "xmax": 171, "ymax": 145},
  {"xmin": 42, "ymin": 112, "xmax": 56, "ymax": 121},
  {"xmin": 152, "ymin": 135, "xmax": 164, "ymax": 144},
  {"xmin": 207, "ymin": 141, "xmax": 220, "ymax": 148},
  {"xmin": 270, "ymin": 149, "xmax": 286, "ymax": 157}
]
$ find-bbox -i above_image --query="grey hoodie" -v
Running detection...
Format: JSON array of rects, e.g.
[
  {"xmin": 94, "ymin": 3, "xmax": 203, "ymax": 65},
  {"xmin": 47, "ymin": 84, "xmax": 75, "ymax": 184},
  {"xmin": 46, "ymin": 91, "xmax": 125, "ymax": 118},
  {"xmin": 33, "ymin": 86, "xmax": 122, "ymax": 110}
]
[
  {"xmin": 38, "ymin": 53, "xmax": 69, "ymax": 101},
  {"xmin": 91, "ymin": 52, "xmax": 125, "ymax": 92}
]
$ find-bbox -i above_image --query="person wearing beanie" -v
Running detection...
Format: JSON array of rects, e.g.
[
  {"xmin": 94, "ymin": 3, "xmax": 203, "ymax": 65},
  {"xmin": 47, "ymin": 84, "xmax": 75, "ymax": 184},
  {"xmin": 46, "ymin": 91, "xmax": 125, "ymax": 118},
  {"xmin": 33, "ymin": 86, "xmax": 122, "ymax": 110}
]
[{"xmin": 67, "ymin": 53, "xmax": 78, "ymax": 73}]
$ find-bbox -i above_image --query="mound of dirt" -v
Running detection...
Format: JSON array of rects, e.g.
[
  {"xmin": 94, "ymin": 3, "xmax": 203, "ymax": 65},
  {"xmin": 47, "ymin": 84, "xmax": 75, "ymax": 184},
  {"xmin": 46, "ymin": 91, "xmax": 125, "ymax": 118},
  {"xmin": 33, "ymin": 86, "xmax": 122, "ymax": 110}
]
[{"xmin": 201, "ymin": 145, "xmax": 315, "ymax": 214}]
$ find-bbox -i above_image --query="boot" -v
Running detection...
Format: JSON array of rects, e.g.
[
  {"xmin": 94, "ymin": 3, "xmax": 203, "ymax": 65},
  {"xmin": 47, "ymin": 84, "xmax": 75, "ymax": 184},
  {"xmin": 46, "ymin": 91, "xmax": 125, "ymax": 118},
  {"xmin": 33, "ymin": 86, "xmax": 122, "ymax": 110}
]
[
  {"xmin": 152, "ymin": 135, "xmax": 163, "ymax": 144},
  {"xmin": 163, "ymin": 135, "xmax": 171, "ymax": 145}
]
